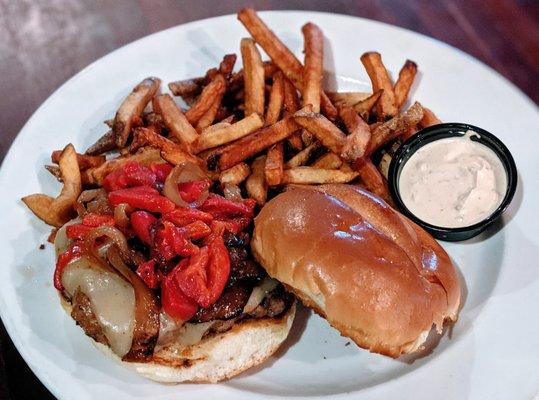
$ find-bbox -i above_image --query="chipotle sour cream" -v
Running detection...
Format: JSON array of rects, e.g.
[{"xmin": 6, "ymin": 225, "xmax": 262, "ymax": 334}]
[{"xmin": 399, "ymin": 131, "xmax": 507, "ymax": 228}]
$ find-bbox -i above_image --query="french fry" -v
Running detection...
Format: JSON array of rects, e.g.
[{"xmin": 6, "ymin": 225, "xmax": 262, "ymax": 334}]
[
  {"xmin": 241, "ymin": 38, "xmax": 265, "ymax": 116},
  {"xmin": 228, "ymin": 61, "xmax": 278, "ymax": 92},
  {"xmin": 265, "ymin": 71, "xmax": 284, "ymax": 125},
  {"xmin": 246, "ymin": 156, "xmax": 268, "ymax": 205},
  {"xmin": 286, "ymin": 142, "xmax": 321, "ymax": 168},
  {"xmin": 338, "ymin": 104, "xmax": 371, "ymax": 161},
  {"xmin": 302, "ymin": 22, "xmax": 323, "ymax": 113},
  {"xmin": 51, "ymin": 150, "xmax": 105, "ymax": 171},
  {"xmin": 420, "ymin": 107, "xmax": 442, "ymax": 128},
  {"xmin": 237, "ymin": 8, "xmax": 337, "ymax": 120},
  {"xmin": 130, "ymin": 127, "xmax": 202, "ymax": 166},
  {"xmin": 22, "ymin": 144, "xmax": 82, "ymax": 227},
  {"xmin": 354, "ymin": 158, "xmax": 392, "ymax": 204},
  {"xmin": 378, "ymin": 153, "xmax": 392, "ymax": 179},
  {"xmin": 168, "ymin": 79, "xmax": 202, "ymax": 97},
  {"xmin": 293, "ymin": 110, "xmax": 346, "ymax": 155},
  {"xmin": 394, "ymin": 60, "xmax": 417, "ymax": 109},
  {"xmin": 312, "ymin": 152, "xmax": 343, "ymax": 169},
  {"xmin": 195, "ymin": 88, "xmax": 225, "ymax": 131},
  {"xmin": 219, "ymin": 162, "xmax": 251, "ymax": 185},
  {"xmin": 218, "ymin": 112, "xmax": 302, "ymax": 170},
  {"xmin": 194, "ymin": 113, "xmax": 264, "ymax": 152},
  {"xmin": 185, "ymin": 74, "xmax": 226, "ymax": 125},
  {"xmin": 367, "ymin": 102, "xmax": 424, "ymax": 155},
  {"xmin": 45, "ymin": 165, "xmax": 62, "ymax": 182},
  {"xmin": 152, "ymin": 94, "xmax": 199, "ymax": 145},
  {"xmin": 353, "ymin": 90, "xmax": 383, "ymax": 121},
  {"xmin": 83, "ymin": 147, "xmax": 164, "ymax": 187},
  {"xmin": 360, "ymin": 52, "xmax": 397, "ymax": 120},
  {"xmin": 219, "ymin": 54, "xmax": 237, "ymax": 78},
  {"xmin": 282, "ymin": 77, "xmax": 303, "ymax": 150},
  {"xmin": 402, "ymin": 124, "xmax": 420, "ymax": 141},
  {"xmin": 113, "ymin": 77, "xmax": 161, "ymax": 147},
  {"xmin": 222, "ymin": 183, "xmax": 243, "ymax": 201},
  {"xmin": 283, "ymin": 167, "xmax": 358, "ymax": 184},
  {"xmin": 327, "ymin": 92, "xmax": 371, "ymax": 107},
  {"xmin": 265, "ymin": 142, "xmax": 284, "ymax": 186},
  {"xmin": 201, "ymin": 120, "xmax": 233, "ymax": 136}
]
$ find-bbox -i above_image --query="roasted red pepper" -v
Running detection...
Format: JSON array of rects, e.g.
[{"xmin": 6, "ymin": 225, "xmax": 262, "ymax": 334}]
[
  {"xmin": 163, "ymin": 207, "xmax": 213, "ymax": 226},
  {"xmin": 175, "ymin": 235, "xmax": 230, "ymax": 308},
  {"xmin": 161, "ymin": 262, "xmax": 198, "ymax": 320},
  {"xmin": 108, "ymin": 186, "xmax": 175, "ymax": 213},
  {"xmin": 130, "ymin": 211, "xmax": 157, "ymax": 245},
  {"xmin": 65, "ymin": 213, "xmax": 115, "ymax": 240},
  {"xmin": 154, "ymin": 221, "xmax": 199, "ymax": 262},
  {"xmin": 178, "ymin": 180, "xmax": 211, "ymax": 203},
  {"xmin": 150, "ymin": 163, "xmax": 173, "ymax": 183},
  {"xmin": 54, "ymin": 241, "xmax": 85, "ymax": 291},
  {"xmin": 103, "ymin": 161, "xmax": 157, "ymax": 191},
  {"xmin": 182, "ymin": 220, "xmax": 212, "ymax": 240},
  {"xmin": 200, "ymin": 193, "xmax": 256, "ymax": 219},
  {"xmin": 136, "ymin": 260, "xmax": 162, "ymax": 289}
]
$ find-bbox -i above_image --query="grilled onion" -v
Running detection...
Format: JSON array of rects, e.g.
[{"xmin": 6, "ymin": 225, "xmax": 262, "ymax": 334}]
[{"xmin": 163, "ymin": 162, "xmax": 209, "ymax": 208}]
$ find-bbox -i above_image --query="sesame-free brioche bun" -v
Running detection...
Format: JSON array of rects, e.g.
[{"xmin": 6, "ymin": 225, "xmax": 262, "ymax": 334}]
[
  {"xmin": 61, "ymin": 298, "xmax": 295, "ymax": 383},
  {"xmin": 251, "ymin": 184, "xmax": 460, "ymax": 358}
]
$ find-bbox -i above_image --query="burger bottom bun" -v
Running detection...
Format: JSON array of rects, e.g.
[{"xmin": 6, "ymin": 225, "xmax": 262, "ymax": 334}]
[{"xmin": 61, "ymin": 297, "xmax": 296, "ymax": 383}]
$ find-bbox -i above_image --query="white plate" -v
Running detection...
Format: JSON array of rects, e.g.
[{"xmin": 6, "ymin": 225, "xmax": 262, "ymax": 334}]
[{"xmin": 0, "ymin": 11, "xmax": 538, "ymax": 400}]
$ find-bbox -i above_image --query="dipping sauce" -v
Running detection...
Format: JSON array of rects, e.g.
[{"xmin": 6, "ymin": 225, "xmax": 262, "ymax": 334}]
[{"xmin": 399, "ymin": 131, "xmax": 507, "ymax": 228}]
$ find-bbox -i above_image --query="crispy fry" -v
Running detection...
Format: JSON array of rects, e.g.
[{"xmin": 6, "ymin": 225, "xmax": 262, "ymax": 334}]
[
  {"xmin": 311, "ymin": 152, "xmax": 343, "ymax": 169},
  {"xmin": 168, "ymin": 79, "xmax": 202, "ymax": 97},
  {"xmin": 185, "ymin": 74, "xmax": 226, "ymax": 125},
  {"xmin": 222, "ymin": 183, "xmax": 243, "ymax": 201},
  {"xmin": 45, "ymin": 165, "xmax": 62, "ymax": 182},
  {"xmin": 201, "ymin": 121, "xmax": 232, "ymax": 136},
  {"xmin": 219, "ymin": 54, "xmax": 237, "ymax": 78},
  {"xmin": 228, "ymin": 61, "xmax": 278, "ymax": 92},
  {"xmin": 265, "ymin": 142, "xmax": 284, "ymax": 186},
  {"xmin": 302, "ymin": 23, "xmax": 324, "ymax": 113},
  {"xmin": 378, "ymin": 153, "xmax": 392, "ymax": 180},
  {"xmin": 246, "ymin": 156, "xmax": 267, "ymax": 205},
  {"xmin": 338, "ymin": 104, "xmax": 371, "ymax": 161},
  {"xmin": 194, "ymin": 113, "xmax": 264, "ymax": 152},
  {"xmin": 282, "ymin": 77, "xmax": 303, "ymax": 150},
  {"xmin": 83, "ymin": 147, "xmax": 164, "ymax": 186},
  {"xmin": 195, "ymin": 88, "xmax": 225, "ymax": 131},
  {"xmin": 326, "ymin": 92, "xmax": 371, "ymax": 107},
  {"xmin": 402, "ymin": 124, "xmax": 420, "ymax": 141},
  {"xmin": 22, "ymin": 144, "xmax": 81, "ymax": 227},
  {"xmin": 152, "ymin": 94, "xmax": 199, "ymax": 145},
  {"xmin": 420, "ymin": 107, "xmax": 442, "ymax": 128},
  {"xmin": 283, "ymin": 167, "xmax": 358, "ymax": 184},
  {"xmin": 360, "ymin": 52, "xmax": 397, "ymax": 120},
  {"xmin": 51, "ymin": 150, "xmax": 105, "ymax": 171},
  {"xmin": 293, "ymin": 110, "xmax": 346, "ymax": 155},
  {"xmin": 286, "ymin": 141, "xmax": 321, "ymax": 168},
  {"xmin": 241, "ymin": 38, "xmax": 265, "ymax": 116},
  {"xmin": 354, "ymin": 158, "xmax": 392, "ymax": 204},
  {"xmin": 219, "ymin": 162, "xmax": 251, "ymax": 185},
  {"xmin": 113, "ymin": 77, "xmax": 161, "ymax": 147},
  {"xmin": 85, "ymin": 130, "xmax": 117, "ymax": 156},
  {"xmin": 130, "ymin": 127, "xmax": 202, "ymax": 166},
  {"xmin": 265, "ymin": 71, "xmax": 284, "ymax": 125},
  {"xmin": 353, "ymin": 90, "xmax": 383, "ymax": 120},
  {"xmin": 394, "ymin": 60, "xmax": 417, "ymax": 109},
  {"xmin": 367, "ymin": 102, "xmax": 424, "ymax": 155},
  {"xmin": 237, "ymin": 8, "xmax": 337, "ymax": 120},
  {"xmin": 218, "ymin": 112, "xmax": 302, "ymax": 170}
]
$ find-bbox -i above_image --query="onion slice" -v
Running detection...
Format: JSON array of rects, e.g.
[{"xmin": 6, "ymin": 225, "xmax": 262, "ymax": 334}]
[
  {"xmin": 107, "ymin": 246, "xmax": 160, "ymax": 361},
  {"xmin": 163, "ymin": 162, "xmax": 209, "ymax": 208},
  {"xmin": 114, "ymin": 203, "xmax": 133, "ymax": 229},
  {"xmin": 223, "ymin": 183, "xmax": 243, "ymax": 202}
]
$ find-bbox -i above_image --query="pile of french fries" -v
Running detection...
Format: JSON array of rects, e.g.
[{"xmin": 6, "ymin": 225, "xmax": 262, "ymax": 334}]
[{"xmin": 24, "ymin": 8, "xmax": 444, "ymax": 227}]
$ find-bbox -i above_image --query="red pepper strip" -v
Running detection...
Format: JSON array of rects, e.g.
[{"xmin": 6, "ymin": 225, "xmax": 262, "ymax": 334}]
[
  {"xmin": 54, "ymin": 241, "xmax": 85, "ymax": 291},
  {"xmin": 163, "ymin": 207, "xmax": 213, "ymax": 226},
  {"xmin": 136, "ymin": 260, "xmax": 162, "ymax": 289},
  {"xmin": 108, "ymin": 186, "xmax": 175, "ymax": 213},
  {"xmin": 130, "ymin": 211, "xmax": 157, "ymax": 245},
  {"xmin": 182, "ymin": 220, "xmax": 212, "ymax": 240},
  {"xmin": 178, "ymin": 180, "xmax": 211, "ymax": 203},
  {"xmin": 176, "ymin": 235, "xmax": 230, "ymax": 308},
  {"xmin": 199, "ymin": 194, "xmax": 256, "ymax": 219},
  {"xmin": 66, "ymin": 213, "xmax": 115, "ymax": 240},
  {"xmin": 154, "ymin": 221, "xmax": 198, "ymax": 262},
  {"xmin": 150, "ymin": 163, "xmax": 173, "ymax": 183},
  {"xmin": 161, "ymin": 262, "xmax": 198, "ymax": 320},
  {"xmin": 103, "ymin": 161, "xmax": 157, "ymax": 191},
  {"xmin": 219, "ymin": 217, "xmax": 251, "ymax": 235}
]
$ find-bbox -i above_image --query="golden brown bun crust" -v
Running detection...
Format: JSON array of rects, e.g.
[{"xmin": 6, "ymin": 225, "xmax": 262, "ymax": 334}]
[{"xmin": 252, "ymin": 184, "xmax": 461, "ymax": 357}]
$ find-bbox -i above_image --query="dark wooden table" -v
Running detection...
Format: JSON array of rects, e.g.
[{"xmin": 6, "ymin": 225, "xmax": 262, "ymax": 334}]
[{"xmin": 0, "ymin": 1, "xmax": 537, "ymax": 398}]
